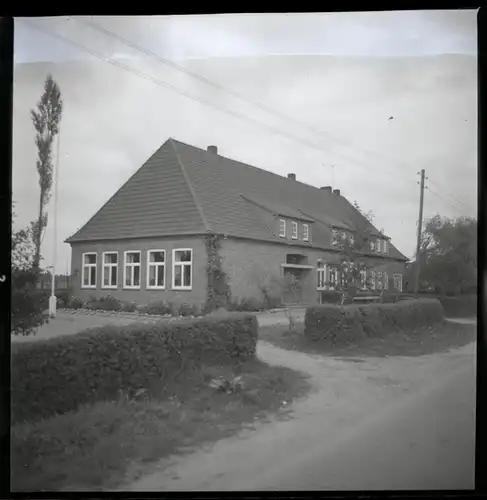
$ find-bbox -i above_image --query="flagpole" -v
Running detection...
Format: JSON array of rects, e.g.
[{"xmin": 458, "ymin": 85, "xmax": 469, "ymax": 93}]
[{"xmin": 49, "ymin": 126, "xmax": 61, "ymax": 318}]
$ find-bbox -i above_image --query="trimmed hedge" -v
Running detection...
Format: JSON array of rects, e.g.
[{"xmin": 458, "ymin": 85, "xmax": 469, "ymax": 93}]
[
  {"xmin": 305, "ymin": 298, "xmax": 444, "ymax": 348},
  {"xmin": 11, "ymin": 312, "xmax": 258, "ymax": 424},
  {"xmin": 438, "ymin": 295, "xmax": 477, "ymax": 318}
]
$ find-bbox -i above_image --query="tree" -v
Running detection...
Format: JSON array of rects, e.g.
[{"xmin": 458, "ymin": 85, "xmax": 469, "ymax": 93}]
[
  {"xmin": 30, "ymin": 74, "xmax": 63, "ymax": 271},
  {"xmin": 327, "ymin": 201, "xmax": 385, "ymax": 304},
  {"xmin": 11, "ymin": 205, "xmax": 48, "ymax": 335},
  {"xmin": 419, "ymin": 214, "xmax": 477, "ymax": 295}
]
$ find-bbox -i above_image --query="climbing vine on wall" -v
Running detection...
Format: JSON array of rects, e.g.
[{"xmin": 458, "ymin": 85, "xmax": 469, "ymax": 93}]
[{"xmin": 205, "ymin": 234, "xmax": 232, "ymax": 312}]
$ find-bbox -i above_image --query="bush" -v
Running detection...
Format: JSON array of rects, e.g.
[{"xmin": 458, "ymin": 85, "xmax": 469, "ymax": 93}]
[
  {"xmin": 121, "ymin": 301, "xmax": 137, "ymax": 313},
  {"xmin": 438, "ymin": 294, "xmax": 477, "ymax": 318},
  {"xmin": 137, "ymin": 301, "xmax": 172, "ymax": 316},
  {"xmin": 304, "ymin": 298, "xmax": 444, "ymax": 349},
  {"xmin": 319, "ymin": 290, "xmax": 342, "ymax": 304},
  {"xmin": 85, "ymin": 295, "xmax": 122, "ymax": 312},
  {"xmin": 232, "ymin": 297, "xmax": 263, "ymax": 312},
  {"xmin": 67, "ymin": 296, "xmax": 84, "ymax": 310},
  {"xmin": 11, "ymin": 312, "xmax": 258, "ymax": 424}
]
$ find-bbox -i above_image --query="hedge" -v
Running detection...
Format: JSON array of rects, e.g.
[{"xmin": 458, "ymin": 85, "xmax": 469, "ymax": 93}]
[
  {"xmin": 438, "ymin": 295, "xmax": 477, "ymax": 318},
  {"xmin": 304, "ymin": 298, "xmax": 444, "ymax": 348},
  {"xmin": 11, "ymin": 312, "xmax": 258, "ymax": 424}
]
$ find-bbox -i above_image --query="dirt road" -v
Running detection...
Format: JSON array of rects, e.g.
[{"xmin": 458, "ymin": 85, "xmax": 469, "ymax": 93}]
[{"xmin": 126, "ymin": 333, "xmax": 476, "ymax": 491}]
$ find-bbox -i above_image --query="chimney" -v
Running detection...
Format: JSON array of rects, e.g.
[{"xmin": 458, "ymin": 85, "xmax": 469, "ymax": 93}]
[
  {"xmin": 207, "ymin": 145, "xmax": 218, "ymax": 154},
  {"xmin": 333, "ymin": 189, "xmax": 341, "ymax": 196},
  {"xmin": 320, "ymin": 186, "xmax": 332, "ymax": 193},
  {"xmin": 287, "ymin": 173, "xmax": 296, "ymax": 181}
]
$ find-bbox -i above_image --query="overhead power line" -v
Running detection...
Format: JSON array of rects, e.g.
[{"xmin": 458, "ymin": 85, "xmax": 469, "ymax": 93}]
[{"xmin": 425, "ymin": 185, "xmax": 464, "ymax": 215}]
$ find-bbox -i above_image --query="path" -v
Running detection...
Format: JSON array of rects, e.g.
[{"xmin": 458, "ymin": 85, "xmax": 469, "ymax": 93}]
[{"xmin": 125, "ymin": 329, "xmax": 476, "ymax": 491}]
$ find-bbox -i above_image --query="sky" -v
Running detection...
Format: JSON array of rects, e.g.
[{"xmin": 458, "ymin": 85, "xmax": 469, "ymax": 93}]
[{"xmin": 12, "ymin": 11, "xmax": 478, "ymax": 273}]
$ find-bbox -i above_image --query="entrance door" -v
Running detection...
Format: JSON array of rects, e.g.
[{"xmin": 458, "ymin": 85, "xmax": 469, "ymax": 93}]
[{"xmin": 282, "ymin": 268, "xmax": 303, "ymax": 304}]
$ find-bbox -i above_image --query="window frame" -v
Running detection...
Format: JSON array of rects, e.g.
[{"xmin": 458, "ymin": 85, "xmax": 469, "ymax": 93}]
[
  {"xmin": 102, "ymin": 251, "xmax": 118, "ymax": 289},
  {"xmin": 172, "ymin": 248, "xmax": 193, "ymax": 290},
  {"xmin": 328, "ymin": 266, "xmax": 338, "ymax": 289},
  {"xmin": 393, "ymin": 273, "xmax": 403, "ymax": 292},
  {"xmin": 331, "ymin": 228, "xmax": 339, "ymax": 246},
  {"xmin": 359, "ymin": 268, "xmax": 367, "ymax": 290},
  {"xmin": 81, "ymin": 252, "xmax": 97, "ymax": 289},
  {"xmin": 291, "ymin": 221, "xmax": 298, "ymax": 240},
  {"xmin": 317, "ymin": 260, "xmax": 327, "ymax": 290},
  {"xmin": 278, "ymin": 219, "xmax": 286, "ymax": 238},
  {"xmin": 123, "ymin": 250, "xmax": 142, "ymax": 290},
  {"xmin": 371, "ymin": 269, "xmax": 376, "ymax": 290},
  {"xmin": 383, "ymin": 271, "xmax": 388, "ymax": 290},
  {"xmin": 146, "ymin": 249, "xmax": 166, "ymax": 290},
  {"xmin": 303, "ymin": 224, "xmax": 309, "ymax": 241}
]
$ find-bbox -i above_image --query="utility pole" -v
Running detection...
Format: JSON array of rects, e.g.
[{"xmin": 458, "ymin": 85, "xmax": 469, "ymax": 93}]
[{"xmin": 413, "ymin": 169, "xmax": 426, "ymax": 295}]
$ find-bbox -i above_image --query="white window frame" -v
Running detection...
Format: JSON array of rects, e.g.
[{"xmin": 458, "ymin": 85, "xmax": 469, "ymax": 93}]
[
  {"xmin": 383, "ymin": 271, "xmax": 388, "ymax": 290},
  {"xmin": 359, "ymin": 268, "xmax": 367, "ymax": 290},
  {"xmin": 147, "ymin": 249, "xmax": 166, "ymax": 290},
  {"xmin": 348, "ymin": 234, "xmax": 355, "ymax": 246},
  {"xmin": 303, "ymin": 224, "xmax": 309, "ymax": 241},
  {"xmin": 317, "ymin": 261, "xmax": 327, "ymax": 290},
  {"xmin": 329, "ymin": 266, "xmax": 338, "ymax": 289},
  {"xmin": 81, "ymin": 252, "xmax": 97, "ymax": 289},
  {"xmin": 291, "ymin": 221, "xmax": 298, "ymax": 240},
  {"xmin": 371, "ymin": 269, "xmax": 376, "ymax": 290},
  {"xmin": 393, "ymin": 273, "xmax": 403, "ymax": 292},
  {"xmin": 377, "ymin": 271, "xmax": 385, "ymax": 291},
  {"xmin": 382, "ymin": 239, "xmax": 388, "ymax": 254},
  {"xmin": 123, "ymin": 250, "xmax": 141, "ymax": 289},
  {"xmin": 102, "ymin": 251, "xmax": 118, "ymax": 289},
  {"xmin": 279, "ymin": 219, "xmax": 286, "ymax": 238},
  {"xmin": 172, "ymin": 248, "xmax": 193, "ymax": 290},
  {"xmin": 332, "ymin": 228, "xmax": 339, "ymax": 246},
  {"xmin": 369, "ymin": 239, "xmax": 376, "ymax": 252}
]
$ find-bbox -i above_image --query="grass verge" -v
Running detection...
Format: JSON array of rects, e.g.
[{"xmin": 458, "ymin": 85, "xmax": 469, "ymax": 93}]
[
  {"xmin": 11, "ymin": 359, "xmax": 311, "ymax": 492},
  {"xmin": 259, "ymin": 321, "xmax": 476, "ymax": 359}
]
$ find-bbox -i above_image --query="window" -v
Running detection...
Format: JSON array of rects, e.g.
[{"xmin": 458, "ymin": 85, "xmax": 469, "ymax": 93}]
[
  {"xmin": 303, "ymin": 224, "xmax": 309, "ymax": 241},
  {"xmin": 332, "ymin": 228, "xmax": 339, "ymax": 245},
  {"xmin": 380, "ymin": 239, "xmax": 388, "ymax": 254},
  {"xmin": 369, "ymin": 240, "xmax": 376, "ymax": 252},
  {"xmin": 317, "ymin": 260, "xmax": 327, "ymax": 290},
  {"xmin": 279, "ymin": 219, "xmax": 286, "ymax": 238},
  {"xmin": 329, "ymin": 266, "xmax": 338, "ymax": 289},
  {"xmin": 124, "ymin": 251, "xmax": 141, "ymax": 289},
  {"xmin": 348, "ymin": 234, "xmax": 355, "ymax": 246},
  {"xmin": 147, "ymin": 250, "xmax": 166, "ymax": 289},
  {"xmin": 371, "ymin": 270, "xmax": 376, "ymax": 290},
  {"xmin": 375, "ymin": 239, "xmax": 381, "ymax": 252},
  {"xmin": 393, "ymin": 273, "xmax": 403, "ymax": 292},
  {"xmin": 173, "ymin": 249, "xmax": 192, "ymax": 289},
  {"xmin": 102, "ymin": 252, "xmax": 118, "ymax": 288},
  {"xmin": 376, "ymin": 271, "xmax": 385, "ymax": 291},
  {"xmin": 82, "ymin": 253, "xmax": 97, "ymax": 288},
  {"xmin": 291, "ymin": 221, "xmax": 298, "ymax": 239},
  {"xmin": 360, "ymin": 268, "xmax": 367, "ymax": 290},
  {"xmin": 383, "ymin": 272, "xmax": 388, "ymax": 290}
]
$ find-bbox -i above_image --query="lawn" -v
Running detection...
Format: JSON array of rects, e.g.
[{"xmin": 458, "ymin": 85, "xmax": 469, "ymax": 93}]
[
  {"xmin": 259, "ymin": 321, "xmax": 476, "ymax": 359},
  {"xmin": 11, "ymin": 358, "xmax": 311, "ymax": 492}
]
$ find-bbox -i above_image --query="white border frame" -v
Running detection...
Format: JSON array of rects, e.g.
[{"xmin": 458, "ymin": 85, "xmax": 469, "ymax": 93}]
[
  {"xmin": 316, "ymin": 260, "xmax": 328, "ymax": 291},
  {"xmin": 393, "ymin": 273, "xmax": 403, "ymax": 292},
  {"xmin": 101, "ymin": 251, "xmax": 119, "ymax": 289},
  {"xmin": 81, "ymin": 252, "xmax": 97, "ymax": 289},
  {"xmin": 172, "ymin": 248, "xmax": 193, "ymax": 290},
  {"xmin": 123, "ymin": 250, "xmax": 142, "ymax": 290},
  {"xmin": 303, "ymin": 223, "xmax": 309, "ymax": 241},
  {"xmin": 146, "ymin": 249, "xmax": 166, "ymax": 290}
]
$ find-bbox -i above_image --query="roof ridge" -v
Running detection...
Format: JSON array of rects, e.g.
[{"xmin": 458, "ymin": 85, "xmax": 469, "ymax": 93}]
[{"xmin": 170, "ymin": 138, "xmax": 211, "ymax": 233}]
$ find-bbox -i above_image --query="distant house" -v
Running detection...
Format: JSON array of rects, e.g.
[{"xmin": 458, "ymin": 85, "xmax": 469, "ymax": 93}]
[{"xmin": 65, "ymin": 139, "xmax": 408, "ymax": 307}]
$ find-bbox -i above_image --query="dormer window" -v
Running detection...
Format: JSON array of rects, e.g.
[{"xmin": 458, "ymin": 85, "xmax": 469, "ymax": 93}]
[
  {"xmin": 380, "ymin": 239, "xmax": 388, "ymax": 254},
  {"xmin": 303, "ymin": 224, "xmax": 309, "ymax": 241},
  {"xmin": 332, "ymin": 228, "xmax": 339, "ymax": 246},
  {"xmin": 279, "ymin": 219, "xmax": 286, "ymax": 238},
  {"xmin": 291, "ymin": 221, "xmax": 298, "ymax": 239}
]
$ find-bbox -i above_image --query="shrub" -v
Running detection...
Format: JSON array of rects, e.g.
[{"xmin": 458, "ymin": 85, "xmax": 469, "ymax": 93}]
[
  {"xmin": 438, "ymin": 295, "xmax": 477, "ymax": 318},
  {"xmin": 11, "ymin": 312, "xmax": 258, "ymax": 424},
  {"xmin": 85, "ymin": 295, "xmax": 122, "ymax": 312},
  {"xmin": 179, "ymin": 302, "xmax": 197, "ymax": 317},
  {"xmin": 11, "ymin": 275, "xmax": 49, "ymax": 335},
  {"xmin": 319, "ymin": 290, "xmax": 342, "ymax": 304},
  {"xmin": 67, "ymin": 296, "xmax": 84, "ymax": 310},
  {"xmin": 304, "ymin": 298, "xmax": 444, "ymax": 349},
  {"xmin": 233, "ymin": 297, "xmax": 263, "ymax": 312},
  {"xmin": 121, "ymin": 301, "xmax": 137, "ymax": 313},
  {"xmin": 137, "ymin": 301, "xmax": 171, "ymax": 316}
]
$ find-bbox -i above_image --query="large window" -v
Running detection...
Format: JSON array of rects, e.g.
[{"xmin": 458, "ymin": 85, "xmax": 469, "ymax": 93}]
[
  {"xmin": 279, "ymin": 219, "xmax": 286, "ymax": 238},
  {"xmin": 102, "ymin": 252, "xmax": 118, "ymax": 289},
  {"xmin": 124, "ymin": 251, "xmax": 141, "ymax": 289},
  {"xmin": 332, "ymin": 229, "xmax": 339, "ymax": 246},
  {"xmin": 329, "ymin": 266, "xmax": 338, "ymax": 289},
  {"xmin": 360, "ymin": 268, "xmax": 367, "ymax": 290},
  {"xmin": 303, "ymin": 224, "xmax": 309, "ymax": 241},
  {"xmin": 393, "ymin": 273, "xmax": 403, "ymax": 292},
  {"xmin": 370, "ymin": 269, "xmax": 376, "ymax": 290},
  {"xmin": 383, "ymin": 272, "xmax": 389, "ymax": 290},
  {"xmin": 173, "ymin": 249, "xmax": 192, "ymax": 289},
  {"xmin": 82, "ymin": 253, "xmax": 97, "ymax": 288},
  {"xmin": 291, "ymin": 221, "xmax": 298, "ymax": 239},
  {"xmin": 317, "ymin": 261, "xmax": 327, "ymax": 290},
  {"xmin": 147, "ymin": 250, "xmax": 166, "ymax": 289}
]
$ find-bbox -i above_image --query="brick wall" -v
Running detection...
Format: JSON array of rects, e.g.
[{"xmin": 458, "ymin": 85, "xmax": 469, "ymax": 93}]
[
  {"xmin": 219, "ymin": 237, "xmax": 407, "ymax": 304},
  {"xmin": 70, "ymin": 236, "xmax": 208, "ymax": 306}
]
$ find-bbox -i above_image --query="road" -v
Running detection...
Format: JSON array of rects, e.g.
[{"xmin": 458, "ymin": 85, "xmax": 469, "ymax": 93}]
[{"xmin": 125, "ymin": 325, "xmax": 476, "ymax": 492}]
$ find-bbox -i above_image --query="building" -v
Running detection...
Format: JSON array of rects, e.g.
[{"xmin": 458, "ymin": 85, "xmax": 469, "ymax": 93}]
[{"xmin": 66, "ymin": 138, "xmax": 408, "ymax": 307}]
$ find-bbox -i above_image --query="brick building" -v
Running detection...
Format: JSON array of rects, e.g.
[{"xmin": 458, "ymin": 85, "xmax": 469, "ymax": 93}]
[{"xmin": 66, "ymin": 138, "xmax": 408, "ymax": 307}]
